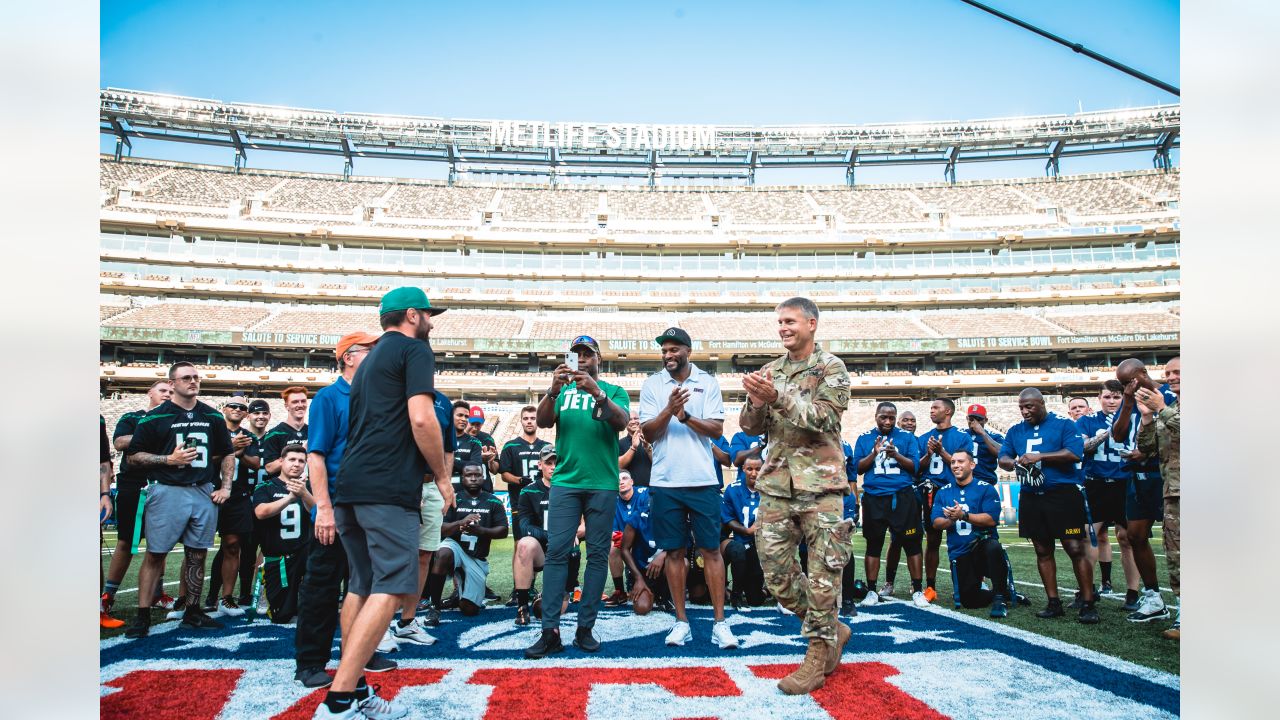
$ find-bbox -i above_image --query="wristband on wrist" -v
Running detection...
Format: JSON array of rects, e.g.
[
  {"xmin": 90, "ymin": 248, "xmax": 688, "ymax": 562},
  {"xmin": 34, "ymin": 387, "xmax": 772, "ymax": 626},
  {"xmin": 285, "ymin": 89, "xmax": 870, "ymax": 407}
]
[{"xmin": 100, "ymin": 491, "xmax": 111, "ymax": 497}]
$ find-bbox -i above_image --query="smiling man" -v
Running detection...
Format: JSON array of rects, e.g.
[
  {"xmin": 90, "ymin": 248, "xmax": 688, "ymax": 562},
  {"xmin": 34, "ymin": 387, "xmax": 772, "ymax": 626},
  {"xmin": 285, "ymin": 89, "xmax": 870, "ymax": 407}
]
[{"xmin": 740, "ymin": 297, "xmax": 853, "ymax": 695}]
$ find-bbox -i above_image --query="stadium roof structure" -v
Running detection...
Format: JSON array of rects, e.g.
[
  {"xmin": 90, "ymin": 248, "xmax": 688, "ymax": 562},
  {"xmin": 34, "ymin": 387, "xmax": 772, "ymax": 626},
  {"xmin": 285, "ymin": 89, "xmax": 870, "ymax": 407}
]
[{"xmin": 101, "ymin": 89, "xmax": 1180, "ymax": 185}]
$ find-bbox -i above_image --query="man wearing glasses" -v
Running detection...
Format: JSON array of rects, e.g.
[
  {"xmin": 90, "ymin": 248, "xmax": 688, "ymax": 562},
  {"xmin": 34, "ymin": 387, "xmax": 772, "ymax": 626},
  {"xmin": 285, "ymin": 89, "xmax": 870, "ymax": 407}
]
[
  {"xmin": 294, "ymin": 331, "xmax": 392, "ymax": 689},
  {"xmin": 202, "ymin": 396, "xmax": 261, "ymax": 617},
  {"xmin": 124, "ymin": 362, "xmax": 235, "ymax": 638}
]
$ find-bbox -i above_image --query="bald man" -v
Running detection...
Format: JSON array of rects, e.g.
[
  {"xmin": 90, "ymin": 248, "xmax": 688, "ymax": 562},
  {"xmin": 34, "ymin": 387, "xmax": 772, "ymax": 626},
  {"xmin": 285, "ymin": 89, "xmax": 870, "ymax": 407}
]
[
  {"xmin": 999, "ymin": 388, "xmax": 1098, "ymax": 624},
  {"xmin": 1110, "ymin": 359, "xmax": 1172, "ymax": 624}
]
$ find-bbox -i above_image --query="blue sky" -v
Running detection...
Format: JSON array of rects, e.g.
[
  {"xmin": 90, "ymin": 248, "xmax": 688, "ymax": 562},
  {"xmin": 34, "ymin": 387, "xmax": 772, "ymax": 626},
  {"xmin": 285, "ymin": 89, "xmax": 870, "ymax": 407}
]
[{"xmin": 101, "ymin": 0, "xmax": 1179, "ymax": 183}]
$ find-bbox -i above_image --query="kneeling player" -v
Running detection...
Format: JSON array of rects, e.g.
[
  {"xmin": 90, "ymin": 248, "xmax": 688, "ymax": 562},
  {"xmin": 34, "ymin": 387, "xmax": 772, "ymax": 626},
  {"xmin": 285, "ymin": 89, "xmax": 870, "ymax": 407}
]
[
  {"xmin": 721, "ymin": 456, "xmax": 766, "ymax": 607},
  {"xmin": 931, "ymin": 450, "xmax": 1012, "ymax": 617},
  {"xmin": 619, "ymin": 492, "xmax": 674, "ymax": 615},
  {"xmin": 251, "ymin": 443, "xmax": 314, "ymax": 623},
  {"xmin": 512, "ymin": 447, "xmax": 583, "ymax": 625},
  {"xmin": 425, "ymin": 464, "xmax": 509, "ymax": 617}
]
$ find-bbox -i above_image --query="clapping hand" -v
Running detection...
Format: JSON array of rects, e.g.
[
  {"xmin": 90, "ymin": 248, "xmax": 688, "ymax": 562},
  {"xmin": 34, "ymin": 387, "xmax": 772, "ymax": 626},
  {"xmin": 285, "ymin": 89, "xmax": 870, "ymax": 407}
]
[{"xmin": 742, "ymin": 369, "xmax": 777, "ymax": 407}]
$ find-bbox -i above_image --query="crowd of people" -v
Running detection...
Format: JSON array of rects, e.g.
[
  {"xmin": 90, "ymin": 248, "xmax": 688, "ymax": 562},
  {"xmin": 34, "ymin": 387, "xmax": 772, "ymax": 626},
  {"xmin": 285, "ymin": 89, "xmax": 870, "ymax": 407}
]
[{"xmin": 98, "ymin": 288, "xmax": 1180, "ymax": 717}]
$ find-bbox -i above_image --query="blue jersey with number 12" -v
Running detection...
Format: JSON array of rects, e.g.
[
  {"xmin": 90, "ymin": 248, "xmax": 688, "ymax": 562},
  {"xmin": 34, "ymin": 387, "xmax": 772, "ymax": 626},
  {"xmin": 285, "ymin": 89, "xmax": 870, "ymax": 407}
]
[{"xmin": 853, "ymin": 428, "xmax": 921, "ymax": 496}]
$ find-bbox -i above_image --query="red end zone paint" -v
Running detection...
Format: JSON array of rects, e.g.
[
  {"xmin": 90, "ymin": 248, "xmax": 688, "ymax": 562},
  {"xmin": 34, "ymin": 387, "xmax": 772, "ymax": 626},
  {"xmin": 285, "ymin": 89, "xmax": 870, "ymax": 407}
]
[
  {"xmin": 751, "ymin": 663, "xmax": 949, "ymax": 720},
  {"xmin": 470, "ymin": 667, "xmax": 742, "ymax": 720},
  {"xmin": 102, "ymin": 669, "xmax": 244, "ymax": 720}
]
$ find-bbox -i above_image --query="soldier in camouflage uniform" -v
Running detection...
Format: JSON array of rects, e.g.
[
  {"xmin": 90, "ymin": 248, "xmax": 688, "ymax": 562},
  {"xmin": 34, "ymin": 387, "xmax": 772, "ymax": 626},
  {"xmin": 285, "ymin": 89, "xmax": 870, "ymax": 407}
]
[
  {"xmin": 740, "ymin": 297, "xmax": 854, "ymax": 696},
  {"xmin": 1136, "ymin": 365, "xmax": 1179, "ymax": 640}
]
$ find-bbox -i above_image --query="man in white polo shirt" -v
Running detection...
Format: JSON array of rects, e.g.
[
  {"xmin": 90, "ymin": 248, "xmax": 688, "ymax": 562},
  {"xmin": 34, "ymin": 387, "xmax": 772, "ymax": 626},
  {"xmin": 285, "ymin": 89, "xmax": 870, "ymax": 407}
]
[{"xmin": 639, "ymin": 327, "xmax": 738, "ymax": 650}]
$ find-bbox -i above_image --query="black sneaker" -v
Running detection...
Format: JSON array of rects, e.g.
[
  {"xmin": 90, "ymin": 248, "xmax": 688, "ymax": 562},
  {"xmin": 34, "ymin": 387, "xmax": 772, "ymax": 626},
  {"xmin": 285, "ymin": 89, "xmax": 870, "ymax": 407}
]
[
  {"xmin": 203, "ymin": 594, "xmax": 218, "ymax": 613},
  {"xmin": 1067, "ymin": 591, "xmax": 1085, "ymax": 610},
  {"xmin": 181, "ymin": 608, "xmax": 224, "ymax": 630},
  {"xmin": 990, "ymin": 595, "xmax": 1009, "ymax": 619},
  {"xmin": 422, "ymin": 606, "xmax": 441, "ymax": 627},
  {"xmin": 729, "ymin": 591, "xmax": 745, "ymax": 611},
  {"xmin": 1100, "ymin": 581, "xmax": 1114, "ymax": 595},
  {"xmin": 294, "ymin": 666, "xmax": 334, "ymax": 689},
  {"xmin": 364, "ymin": 654, "xmax": 397, "ymax": 673},
  {"xmin": 1015, "ymin": 593, "xmax": 1031, "ymax": 606},
  {"xmin": 504, "ymin": 595, "xmax": 520, "ymax": 608},
  {"xmin": 1036, "ymin": 599, "xmax": 1065, "ymax": 619},
  {"xmin": 440, "ymin": 592, "xmax": 460, "ymax": 611},
  {"xmin": 839, "ymin": 600, "xmax": 857, "ymax": 617},
  {"xmin": 525, "ymin": 628, "xmax": 565, "ymax": 659},
  {"xmin": 515, "ymin": 604, "xmax": 531, "ymax": 626},
  {"xmin": 573, "ymin": 626, "xmax": 600, "ymax": 653},
  {"xmin": 124, "ymin": 612, "xmax": 151, "ymax": 639},
  {"xmin": 1079, "ymin": 602, "xmax": 1101, "ymax": 624},
  {"xmin": 485, "ymin": 586, "xmax": 501, "ymax": 603}
]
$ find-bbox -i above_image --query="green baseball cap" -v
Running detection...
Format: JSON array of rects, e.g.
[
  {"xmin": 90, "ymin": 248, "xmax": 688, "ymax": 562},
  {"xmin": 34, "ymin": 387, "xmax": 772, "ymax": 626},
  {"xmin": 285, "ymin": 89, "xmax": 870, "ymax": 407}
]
[{"xmin": 378, "ymin": 286, "xmax": 446, "ymax": 316}]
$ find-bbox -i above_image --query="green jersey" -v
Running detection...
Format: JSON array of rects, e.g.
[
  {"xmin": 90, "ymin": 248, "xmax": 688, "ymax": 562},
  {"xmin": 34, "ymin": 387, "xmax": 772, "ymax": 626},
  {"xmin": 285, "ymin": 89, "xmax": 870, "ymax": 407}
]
[{"xmin": 551, "ymin": 380, "xmax": 630, "ymax": 491}]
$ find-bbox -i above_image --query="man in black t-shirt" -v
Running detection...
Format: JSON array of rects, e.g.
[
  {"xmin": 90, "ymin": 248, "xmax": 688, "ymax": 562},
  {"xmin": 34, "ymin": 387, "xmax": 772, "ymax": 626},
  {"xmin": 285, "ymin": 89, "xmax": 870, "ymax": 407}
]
[
  {"xmin": 498, "ymin": 405, "xmax": 551, "ymax": 541},
  {"xmin": 203, "ymin": 396, "xmax": 261, "ymax": 617},
  {"xmin": 252, "ymin": 444, "xmax": 314, "ymax": 624},
  {"xmin": 100, "ymin": 416, "xmax": 124, "ymax": 629},
  {"xmin": 618, "ymin": 411, "xmax": 653, "ymax": 486},
  {"xmin": 103, "ymin": 380, "xmax": 175, "ymax": 622},
  {"xmin": 262, "ymin": 386, "xmax": 309, "ymax": 481},
  {"xmin": 323, "ymin": 287, "xmax": 450, "ymax": 720},
  {"xmin": 425, "ymin": 464, "xmax": 510, "ymax": 617},
  {"xmin": 123, "ymin": 363, "xmax": 235, "ymax": 639}
]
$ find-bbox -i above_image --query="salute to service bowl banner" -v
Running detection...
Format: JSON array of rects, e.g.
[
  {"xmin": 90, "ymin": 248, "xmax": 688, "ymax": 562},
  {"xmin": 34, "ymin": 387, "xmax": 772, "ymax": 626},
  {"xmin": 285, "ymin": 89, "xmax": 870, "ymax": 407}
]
[{"xmin": 101, "ymin": 327, "xmax": 1179, "ymax": 357}]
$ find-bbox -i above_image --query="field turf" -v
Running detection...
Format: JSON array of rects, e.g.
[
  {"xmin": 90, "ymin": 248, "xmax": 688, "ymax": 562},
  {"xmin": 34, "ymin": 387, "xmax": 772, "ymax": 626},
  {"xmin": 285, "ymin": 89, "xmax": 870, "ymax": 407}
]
[{"xmin": 99, "ymin": 524, "xmax": 1178, "ymax": 675}]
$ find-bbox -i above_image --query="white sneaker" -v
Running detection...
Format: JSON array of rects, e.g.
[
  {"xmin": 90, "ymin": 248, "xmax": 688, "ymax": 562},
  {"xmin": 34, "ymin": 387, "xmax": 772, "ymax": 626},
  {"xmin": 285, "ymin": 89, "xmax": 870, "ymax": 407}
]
[
  {"xmin": 214, "ymin": 597, "xmax": 245, "ymax": 618},
  {"xmin": 391, "ymin": 617, "xmax": 436, "ymax": 646},
  {"xmin": 377, "ymin": 626, "xmax": 400, "ymax": 653},
  {"xmin": 859, "ymin": 590, "xmax": 881, "ymax": 607},
  {"xmin": 711, "ymin": 621, "xmax": 739, "ymax": 649},
  {"xmin": 776, "ymin": 602, "xmax": 794, "ymax": 616},
  {"xmin": 878, "ymin": 582, "xmax": 894, "ymax": 598},
  {"xmin": 1127, "ymin": 589, "xmax": 1170, "ymax": 623},
  {"xmin": 357, "ymin": 686, "xmax": 408, "ymax": 720},
  {"xmin": 665, "ymin": 620, "xmax": 692, "ymax": 646},
  {"xmin": 912, "ymin": 591, "xmax": 930, "ymax": 608},
  {"xmin": 312, "ymin": 701, "xmax": 361, "ymax": 719}
]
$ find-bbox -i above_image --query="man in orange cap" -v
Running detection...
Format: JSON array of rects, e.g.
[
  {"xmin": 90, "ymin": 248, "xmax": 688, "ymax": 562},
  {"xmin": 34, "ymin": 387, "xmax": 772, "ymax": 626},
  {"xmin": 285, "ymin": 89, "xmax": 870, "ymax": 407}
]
[{"xmin": 294, "ymin": 330, "xmax": 388, "ymax": 689}]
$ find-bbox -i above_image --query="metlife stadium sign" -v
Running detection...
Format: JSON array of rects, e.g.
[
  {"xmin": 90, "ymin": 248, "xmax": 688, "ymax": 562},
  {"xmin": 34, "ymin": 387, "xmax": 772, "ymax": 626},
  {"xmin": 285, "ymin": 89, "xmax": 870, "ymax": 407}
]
[{"xmin": 489, "ymin": 121, "xmax": 718, "ymax": 152}]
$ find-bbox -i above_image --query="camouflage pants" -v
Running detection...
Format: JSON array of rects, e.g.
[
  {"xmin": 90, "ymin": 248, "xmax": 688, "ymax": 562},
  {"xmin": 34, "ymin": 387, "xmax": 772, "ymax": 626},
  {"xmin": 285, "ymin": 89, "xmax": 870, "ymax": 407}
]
[
  {"xmin": 758, "ymin": 491, "xmax": 854, "ymax": 644},
  {"xmin": 1163, "ymin": 496, "xmax": 1179, "ymax": 596}
]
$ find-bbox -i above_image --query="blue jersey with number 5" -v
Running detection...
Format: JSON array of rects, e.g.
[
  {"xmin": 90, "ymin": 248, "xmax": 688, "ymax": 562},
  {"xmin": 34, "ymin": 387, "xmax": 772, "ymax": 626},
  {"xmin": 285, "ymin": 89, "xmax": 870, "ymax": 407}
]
[
  {"xmin": 999, "ymin": 413, "xmax": 1085, "ymax": 488},
  {"xmin": 931, "ymin": 480, "xmax": 1001, "ymax": 560}
]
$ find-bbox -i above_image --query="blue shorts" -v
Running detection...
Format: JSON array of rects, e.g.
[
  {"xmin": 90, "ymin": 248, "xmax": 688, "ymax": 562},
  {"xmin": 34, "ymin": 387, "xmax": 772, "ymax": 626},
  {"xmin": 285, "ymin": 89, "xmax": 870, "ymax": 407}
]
[
  {"xmin": 650, "ymin": 485, "xmax": 722, "ymax": 551},
  {"xmin": 1126, "ymin": 475, "xmax": 1164, "ymax": 523}
]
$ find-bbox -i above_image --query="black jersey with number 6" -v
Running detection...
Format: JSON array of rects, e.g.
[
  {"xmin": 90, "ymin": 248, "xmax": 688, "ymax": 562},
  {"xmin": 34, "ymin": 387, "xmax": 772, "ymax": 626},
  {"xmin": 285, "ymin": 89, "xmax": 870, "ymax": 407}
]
[
  {"xmin": 252, "ymin": 479, "xmax": 312, "ymax": 557},
  {"xmin": 127, "ymin": 400, "xmax": 233, "ymax": 487},
  {"xmin": 443, "ymin": 491, "xmax": 508, "ymax": 560}
]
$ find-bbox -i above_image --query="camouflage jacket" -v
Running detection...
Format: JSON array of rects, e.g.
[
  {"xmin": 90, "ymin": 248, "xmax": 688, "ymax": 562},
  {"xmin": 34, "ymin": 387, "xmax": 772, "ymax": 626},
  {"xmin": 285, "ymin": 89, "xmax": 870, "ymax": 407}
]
[
  {"xmin": 1137, "ymin": 401, "xmax": 1179, "ymax": 498},
  {"xmin": 739, "ymin": 345, "xmax": 851, "ymax": 498}
]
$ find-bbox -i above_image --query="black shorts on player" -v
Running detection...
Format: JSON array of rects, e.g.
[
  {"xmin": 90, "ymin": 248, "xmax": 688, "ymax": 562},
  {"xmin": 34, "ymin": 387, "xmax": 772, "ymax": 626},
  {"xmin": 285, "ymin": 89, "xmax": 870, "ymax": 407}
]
[
  {"xmin": 217, "ymin": 496, "xmax": 255, "ymax": 536},
  {"xmin": 114, "ymin": 483, "xmax": 146, "ymax": 548},
  {"xmin": 1126, "ymin": 475, "xmax": 1164, "ymax": 524},
  {"xmin": 1084, "ymin": 478, "xmax": 1126, "ymax": 526},
  {"xmin": 862, "ymin": 487, "xmax": 922, "ymax": 557},
  {"xmin": 1018, "ymin": 485, "xmax": 1089, "ymax": 542}
]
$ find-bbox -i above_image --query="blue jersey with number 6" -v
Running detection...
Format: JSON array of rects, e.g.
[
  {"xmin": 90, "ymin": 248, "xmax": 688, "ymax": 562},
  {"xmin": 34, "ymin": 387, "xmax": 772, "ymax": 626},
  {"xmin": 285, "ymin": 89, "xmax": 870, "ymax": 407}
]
[
  {"xmin": 931, "ymin": 480, "xmax": 1001, "ymax": 560},
  {"xmin": 853, "ymin": 428, "xmax": 920, "ymax": 496},
  {"xmin": 917, "ymin": 426, "xmax": 972, "ymax": 486}
]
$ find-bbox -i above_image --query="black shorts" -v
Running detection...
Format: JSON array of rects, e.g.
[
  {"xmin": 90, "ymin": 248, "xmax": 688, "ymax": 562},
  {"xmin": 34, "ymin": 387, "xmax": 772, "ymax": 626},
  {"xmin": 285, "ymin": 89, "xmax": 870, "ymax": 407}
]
[
  {"xmin": 1126, "ymin": 475, "xmax": 1164, "ymax": 522},
  {"xmin": 862, "ymin": 488, "xmax": 922, "ymax": 556},
  {"xmin": 916, "ymin": 483, "xmax": 943, "ymax": 534},
  {"xmin": 114, "ymin": 483, "xmax": 146, "ymax": 548},
  {"xmin": 1019, "ymin": 485, "xmax": 1088, "ymax": 542},
  {"xmin": 1085, "ymin": 479, "xmax": 1127, "ymax": 526},
  {"xmin": 217, "ymin": 495, "xmax": 255, "ymax": 536},
  {"xmin": 262, "ymin": 551, "xmax": 305, "ymax": 623}
]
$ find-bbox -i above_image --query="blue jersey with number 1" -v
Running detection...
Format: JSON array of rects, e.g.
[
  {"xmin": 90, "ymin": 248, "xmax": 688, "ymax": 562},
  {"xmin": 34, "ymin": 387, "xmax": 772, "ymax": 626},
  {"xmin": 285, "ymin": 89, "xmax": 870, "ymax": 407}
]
[
  {"xmin": 931, "ymin": 480, "xmax": 1002, "ymax": 560},
  {"xmin": 963, "ymin": 428, "xmax": 1005, "ymax": 483},
  {"xmin": 721, "ymin": 482, "xmax": 761, "ymax": 548},
  {"xmin": 1076, "ymin": 411, "xmax": 1128, "ymax": 481}
]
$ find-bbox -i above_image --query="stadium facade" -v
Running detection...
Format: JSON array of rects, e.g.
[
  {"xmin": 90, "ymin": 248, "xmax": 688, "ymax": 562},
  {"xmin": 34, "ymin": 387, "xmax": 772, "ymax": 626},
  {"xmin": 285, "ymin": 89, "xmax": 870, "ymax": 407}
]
[{"xmin": 99, "ymin": 90, "xmax": 1179, "ymax": 444}]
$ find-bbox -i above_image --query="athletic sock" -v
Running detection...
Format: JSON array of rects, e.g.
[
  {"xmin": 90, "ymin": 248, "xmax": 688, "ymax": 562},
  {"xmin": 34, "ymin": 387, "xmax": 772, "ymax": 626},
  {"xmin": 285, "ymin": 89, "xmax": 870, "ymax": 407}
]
[
  {"xmin": 354, "ymin": 676, "xmax": 369, "ymax": 698},
  {"xmin": 1144, "ymin": 582, "xmax": 1160, "ymax": 593},
  {"xmin": 885, "ymin": 567, "xmax": 897, "ymax": 584},
  {"xmin": 926, "ymin": 576, "xmax": 936, "ymax": 590},
  {"xmin": 1100, "ymin": 561, "xmax": 1113, "ymax": 584},
  {"xmin": 104, "ymin": 581, "xmax": 120, "ymax": 598},
  {"xmin": 323, "ymin": 691, "xmax": 358, "ymax": 713},
  {"xmin": 515, "ymin": 588, "xmax": 530, "ymax": 606},
  {"xmin": 911, "ymin": 579, "xmax": 923, "ymax": 593},
  {"xmin": 425, "ymin": 572, "xmax": 447, "ymax": 607},
  {"xmin": 1125, "ymin": 589, "xmax": 1140, "ymax": 605},
  {"xmin": 397, "ymin": 617, "xmax": 414, "ymax": 629},
  {"xmin": 612, "ymin": 575, "xmax": 624, "ymax": 593}
]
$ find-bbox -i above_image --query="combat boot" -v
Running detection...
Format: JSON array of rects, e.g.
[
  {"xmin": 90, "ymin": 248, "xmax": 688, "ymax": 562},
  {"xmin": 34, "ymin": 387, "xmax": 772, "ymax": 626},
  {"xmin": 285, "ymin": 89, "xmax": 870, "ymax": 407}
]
[
  {"xmin": 824, "ymin": 621, "xmax": 851, "ymax": 676},
  {"xmin": 777, "ymin": 638, "xmax": 829, "ymax": 695}
]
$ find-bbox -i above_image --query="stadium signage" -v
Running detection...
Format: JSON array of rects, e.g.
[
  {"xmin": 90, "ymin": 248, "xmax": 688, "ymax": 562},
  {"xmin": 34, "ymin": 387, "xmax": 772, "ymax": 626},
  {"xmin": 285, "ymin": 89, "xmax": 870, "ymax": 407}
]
[
  {"xmin": 489, "ymin": 121, "xmax": 718, "ymax": 152},
  {"xmin": 100, "ymin": 327, "xmax": 1179, "ymax": 353}
]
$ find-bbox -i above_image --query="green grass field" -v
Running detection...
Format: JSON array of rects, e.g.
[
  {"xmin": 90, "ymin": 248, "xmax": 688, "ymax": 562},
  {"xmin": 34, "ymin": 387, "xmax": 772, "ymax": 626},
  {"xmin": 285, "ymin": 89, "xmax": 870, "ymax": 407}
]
[{"xmin": 100, "ymin": 525, "xmax": 1179, "ymax": 675}]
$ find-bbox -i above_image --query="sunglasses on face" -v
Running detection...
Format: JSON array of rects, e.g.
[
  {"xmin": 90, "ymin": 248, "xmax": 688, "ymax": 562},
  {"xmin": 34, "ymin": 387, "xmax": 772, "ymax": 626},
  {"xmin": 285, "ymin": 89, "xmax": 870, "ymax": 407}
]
[
  {"xmin": 224, "ymin": 403, "xmax": 248, "ymax": 411},
  {"xmin": 174, "ymin": 375, "xmax": 200, "ymax": 382}
]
